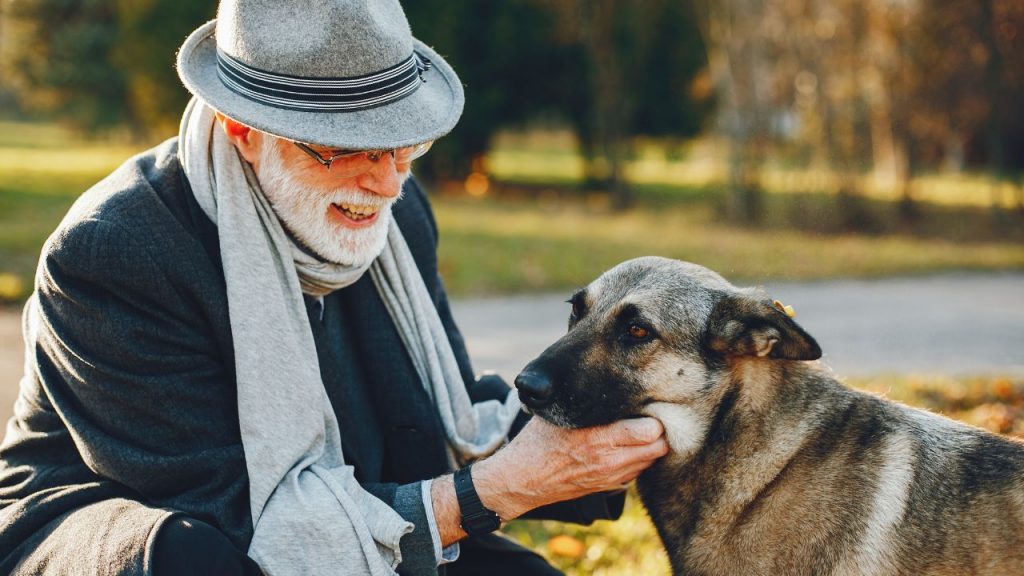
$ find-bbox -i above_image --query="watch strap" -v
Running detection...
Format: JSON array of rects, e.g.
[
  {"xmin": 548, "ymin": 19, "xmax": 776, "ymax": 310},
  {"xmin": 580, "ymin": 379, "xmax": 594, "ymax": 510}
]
[{"xmin": 454, "ymin": 465, "xmax": 501, "ymax": 535}]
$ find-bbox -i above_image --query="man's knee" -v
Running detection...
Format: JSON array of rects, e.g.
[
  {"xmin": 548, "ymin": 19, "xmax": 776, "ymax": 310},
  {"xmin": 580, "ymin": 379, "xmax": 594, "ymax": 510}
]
[{"xmin": 152, "ymin": 516, "xmax": 263, "ymax": 576}]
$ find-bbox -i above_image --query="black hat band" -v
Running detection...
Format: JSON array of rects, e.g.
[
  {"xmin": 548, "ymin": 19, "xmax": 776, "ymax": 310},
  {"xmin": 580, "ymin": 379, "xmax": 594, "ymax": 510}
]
[{"xmin": 216, "ymin": 49, "xmax": 432, "ymax": 112}]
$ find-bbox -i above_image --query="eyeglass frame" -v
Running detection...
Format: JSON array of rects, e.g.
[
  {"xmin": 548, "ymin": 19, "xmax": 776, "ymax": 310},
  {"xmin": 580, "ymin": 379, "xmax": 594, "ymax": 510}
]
[{"xmin": 292, "ymin": 140, "xmax": 433, "ymax": 172}]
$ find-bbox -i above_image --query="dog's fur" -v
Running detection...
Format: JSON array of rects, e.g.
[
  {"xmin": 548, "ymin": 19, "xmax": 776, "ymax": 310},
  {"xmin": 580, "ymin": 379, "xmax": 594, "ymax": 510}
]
[{"xmin": 515, "ymin": 257, "xmax": 1024, "ymax": 576}]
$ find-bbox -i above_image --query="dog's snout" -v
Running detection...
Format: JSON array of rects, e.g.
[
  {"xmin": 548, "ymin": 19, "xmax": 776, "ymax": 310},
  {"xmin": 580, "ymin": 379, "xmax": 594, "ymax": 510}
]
[{"xmin": 514, "ymin": 370, "xmax": 554, "ymax": 409}]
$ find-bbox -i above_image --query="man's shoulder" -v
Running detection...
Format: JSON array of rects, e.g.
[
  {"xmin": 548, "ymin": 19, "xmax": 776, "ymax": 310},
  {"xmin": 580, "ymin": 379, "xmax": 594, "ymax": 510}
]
[
  {"xmin": 56, "ymin": 137, "xmax": 193, "ymax": 230},
  {"xmin": 40, "ymin": 137, "xmax": 222, "ymax": 295},
  {"xmin": 45, "ymin": 137, "xmax": 217, "ymax": 265}
]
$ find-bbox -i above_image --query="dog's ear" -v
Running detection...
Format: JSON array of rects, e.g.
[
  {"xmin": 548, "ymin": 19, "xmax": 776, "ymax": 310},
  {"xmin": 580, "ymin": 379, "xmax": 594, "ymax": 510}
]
[{"xmin": 705, "ymin": 294, "xmax": 822, "ymax": 360}]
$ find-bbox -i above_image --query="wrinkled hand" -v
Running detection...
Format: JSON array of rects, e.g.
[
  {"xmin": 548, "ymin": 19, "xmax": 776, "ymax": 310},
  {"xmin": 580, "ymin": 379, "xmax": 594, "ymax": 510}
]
[{"xmin": 473, "ymin": 416, "xmax": 669, "ymax": 520}]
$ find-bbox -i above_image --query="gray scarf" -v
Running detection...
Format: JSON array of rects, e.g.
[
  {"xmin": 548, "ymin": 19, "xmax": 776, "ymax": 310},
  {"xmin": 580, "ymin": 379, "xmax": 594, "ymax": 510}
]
[{"xmin": 178, "ymin": 98, "xmax": 520, "ymax": 575}]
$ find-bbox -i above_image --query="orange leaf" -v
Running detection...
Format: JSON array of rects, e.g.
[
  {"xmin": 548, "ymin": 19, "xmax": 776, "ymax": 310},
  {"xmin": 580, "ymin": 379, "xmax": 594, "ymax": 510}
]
[{"xmin": 548, "ymin": 535, "xmax": 585, "ymax": 558}]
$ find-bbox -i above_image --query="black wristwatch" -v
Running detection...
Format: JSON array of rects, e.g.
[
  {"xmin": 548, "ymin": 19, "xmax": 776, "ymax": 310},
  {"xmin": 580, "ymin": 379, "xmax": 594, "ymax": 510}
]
[{"xmin": 454, "ymin": 464, "xmax": 501, "ymax": 535}]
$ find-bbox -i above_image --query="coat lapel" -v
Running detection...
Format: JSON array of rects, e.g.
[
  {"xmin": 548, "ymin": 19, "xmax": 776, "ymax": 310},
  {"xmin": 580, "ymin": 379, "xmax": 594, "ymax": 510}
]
[{"xmin": 338, "ymin": 275, "xmax": 450, "ymax": 483}]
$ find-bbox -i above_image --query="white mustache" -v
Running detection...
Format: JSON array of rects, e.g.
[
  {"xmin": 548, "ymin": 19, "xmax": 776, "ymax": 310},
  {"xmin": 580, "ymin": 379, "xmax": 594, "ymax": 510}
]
[{"xmin": 324, "ymin": 190, "xmax": 394, "ymax": 211}]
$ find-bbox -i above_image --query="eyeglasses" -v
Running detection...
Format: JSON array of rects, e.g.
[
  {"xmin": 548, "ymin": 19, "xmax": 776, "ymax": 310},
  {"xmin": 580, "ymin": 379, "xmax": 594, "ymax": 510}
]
[{"xmin": 293, "ymin": 140, "xmax": 433, "ymax": 178}]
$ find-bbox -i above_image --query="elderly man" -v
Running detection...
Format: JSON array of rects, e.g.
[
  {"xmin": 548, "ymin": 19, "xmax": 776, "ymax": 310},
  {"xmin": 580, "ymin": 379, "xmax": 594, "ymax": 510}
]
[{"xmin": 0, "ymin": 1, "xmax": 668, "ymax": 575}]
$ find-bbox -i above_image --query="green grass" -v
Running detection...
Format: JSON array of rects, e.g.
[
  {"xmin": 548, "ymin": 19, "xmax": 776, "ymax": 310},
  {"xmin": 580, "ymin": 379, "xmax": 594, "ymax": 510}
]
[
  {"xmin": 502, "ymin": 374, "xmax": 1024, "ymax": 575},
  {"xmin": 433, "ymin": 194, "xmax": 1024, "ymax": 296},
  {"xmin": 1, "ymin": 121, "xmax": 1023, "ymax": 303},
  {"xmin": 488, "ymin": 132, "xmax": 1024, "ymax": 210},
  {"xmin": 0, "ymin": 121, "xmax": 144, "ymax": 301},
  {"xmin": 504, "ymin": 488, "xmax": 673, "ymax": 576}
]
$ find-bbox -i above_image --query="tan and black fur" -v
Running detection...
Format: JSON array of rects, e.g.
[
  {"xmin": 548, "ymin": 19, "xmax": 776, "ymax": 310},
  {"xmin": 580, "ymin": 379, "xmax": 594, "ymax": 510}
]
[{"xmin": 514, "ymin": 257, "xmax": 1024, "ymax": 576}]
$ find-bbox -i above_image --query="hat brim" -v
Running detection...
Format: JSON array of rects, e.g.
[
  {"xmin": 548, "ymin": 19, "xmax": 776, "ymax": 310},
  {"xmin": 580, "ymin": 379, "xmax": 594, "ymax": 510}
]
[{"xmin": 176, "ymin": 19, "xmax": 464, "ymax": 149}]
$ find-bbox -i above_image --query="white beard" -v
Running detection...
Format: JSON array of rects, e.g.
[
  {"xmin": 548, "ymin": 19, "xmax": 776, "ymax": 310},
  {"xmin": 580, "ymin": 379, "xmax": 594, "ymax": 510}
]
[{"xmin": 254, "ymin": 139, "xmax": 403, "ymax": 268}]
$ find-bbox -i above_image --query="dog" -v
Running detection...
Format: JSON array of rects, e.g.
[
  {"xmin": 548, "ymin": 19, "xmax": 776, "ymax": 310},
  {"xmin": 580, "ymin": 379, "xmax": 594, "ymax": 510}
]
[{"xmin": 514, "ymin": 256, "xmax": 1024, "ymax": 576}]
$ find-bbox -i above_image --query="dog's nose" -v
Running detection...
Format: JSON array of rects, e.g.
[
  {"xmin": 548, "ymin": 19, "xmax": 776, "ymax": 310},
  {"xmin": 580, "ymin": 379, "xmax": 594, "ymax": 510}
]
[{"xmin": 514, "ymin": 370, "xmax": 553, "ymax": 409}]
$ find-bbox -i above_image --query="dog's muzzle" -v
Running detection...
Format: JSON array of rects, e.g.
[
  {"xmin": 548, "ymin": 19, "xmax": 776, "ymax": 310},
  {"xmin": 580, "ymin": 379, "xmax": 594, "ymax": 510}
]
[{"xmin": 514, "ymin": 370, "xmax": 554, "ymax": 409}]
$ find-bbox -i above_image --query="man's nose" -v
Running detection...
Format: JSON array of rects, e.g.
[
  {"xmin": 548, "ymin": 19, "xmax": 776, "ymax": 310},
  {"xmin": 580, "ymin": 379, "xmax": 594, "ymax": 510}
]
[
  {"xmin": 514, "ymin": 369, "xmax": 554, "ymax": 409},
  {"xmin": 356, "ymin": 153, "xmax": 403, "ymax": 198}
]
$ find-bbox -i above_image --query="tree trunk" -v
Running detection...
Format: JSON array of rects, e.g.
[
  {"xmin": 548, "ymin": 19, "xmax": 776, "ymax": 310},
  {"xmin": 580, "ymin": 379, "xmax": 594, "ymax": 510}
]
[
  {"xmin": 579, "ymin": 0, "xmax": 633, "ymax": 208},
  {"xmin": 698, "ymin": 0, "xmax": 767, "ymax": 224},
  {"xmin": 979, "ymin": 0, "xmax": 1006, "ymax": 213}
]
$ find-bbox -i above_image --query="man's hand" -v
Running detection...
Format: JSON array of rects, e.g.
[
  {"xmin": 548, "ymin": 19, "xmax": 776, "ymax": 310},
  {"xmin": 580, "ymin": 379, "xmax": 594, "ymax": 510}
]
[
  {"xmin": 431, "ymin": 416, "xmax": 668, "ymax": 547},
  {"xmin": 474, "ymin": 417, "xmax": 669, "ymax": 520}
]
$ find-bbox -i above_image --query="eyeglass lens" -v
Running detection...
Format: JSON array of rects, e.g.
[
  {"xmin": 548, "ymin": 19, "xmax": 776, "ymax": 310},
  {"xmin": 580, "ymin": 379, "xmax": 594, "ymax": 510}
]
[{"xmin": 294, "ymin": 140, "xmax": 433, "ymax": 176}]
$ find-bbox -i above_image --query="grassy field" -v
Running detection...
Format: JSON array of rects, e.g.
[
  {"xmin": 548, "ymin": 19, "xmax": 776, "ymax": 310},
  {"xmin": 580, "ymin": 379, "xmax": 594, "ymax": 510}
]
[
  {"xmin": 489, "ymin": 131, "xmax": 1024, "ymax": 210},
  {"xmin": 503, "ymin": 373, "xmax": 1024, "ymax": 575},
  {"xmin": 2, "ymin": 121, "xmax": 1023, "ymax": 303},
  {"xmin": 0, "ymin": 121, "xmax": 147, "ymax": 301},
  {"xmin": 433, "ymin": 194, "xmax": 1024, "ymax": 296}
]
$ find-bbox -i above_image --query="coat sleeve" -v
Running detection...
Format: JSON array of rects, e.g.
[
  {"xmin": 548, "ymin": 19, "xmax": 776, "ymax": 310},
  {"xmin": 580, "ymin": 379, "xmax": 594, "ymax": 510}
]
[{"xmin": 30, "ymin": 215, "xmax": 253, "ymax": 548}]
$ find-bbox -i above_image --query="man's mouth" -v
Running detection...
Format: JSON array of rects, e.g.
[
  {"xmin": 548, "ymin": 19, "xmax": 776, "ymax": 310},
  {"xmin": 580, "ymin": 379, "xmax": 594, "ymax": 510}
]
[{"xmin": 330, "ymin": 202, "xmax": 380, "ymax": 224}]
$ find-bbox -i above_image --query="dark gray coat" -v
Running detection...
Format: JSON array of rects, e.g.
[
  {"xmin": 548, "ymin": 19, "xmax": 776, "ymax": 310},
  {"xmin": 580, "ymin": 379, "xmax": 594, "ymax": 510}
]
[{"xmin": 0, "ymin": 139, "xmax": 620, "ymax": 575}]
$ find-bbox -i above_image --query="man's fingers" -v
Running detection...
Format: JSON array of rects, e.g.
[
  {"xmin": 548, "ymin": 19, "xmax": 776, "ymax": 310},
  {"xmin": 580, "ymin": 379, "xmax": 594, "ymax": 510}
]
[
  {"xmin": 616, "ymin": 417, "xmax": 664, "ymax": 445},
  {"xmin": 612, "ymin": 460, "xmax": 657, "ymax": 486},
  {"xmin": 649, "ymin": 436, "xmax": 670, "ymax": 458},
  {"xmin": 572, "ymin": 417, "xmax": 665, "ymax": 452},
  {"xmin": 607, "ymin": 438, "xmax": 669, "ymax": 471},
  {"xmin": 623, "ymin": 441, "xmax": 669, "ymax": 475}
]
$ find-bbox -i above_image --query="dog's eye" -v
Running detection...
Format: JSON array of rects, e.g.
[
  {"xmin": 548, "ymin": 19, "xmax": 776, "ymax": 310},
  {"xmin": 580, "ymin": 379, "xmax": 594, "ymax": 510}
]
[{"xmin": 628, "ymin": 324, "xmax": 650, "ymax": 340}]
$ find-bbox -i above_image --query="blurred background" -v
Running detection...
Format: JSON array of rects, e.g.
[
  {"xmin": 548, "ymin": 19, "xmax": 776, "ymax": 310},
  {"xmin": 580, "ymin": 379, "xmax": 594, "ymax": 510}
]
[{"xmin": 0, "ymin": 1, "xmax": 1022, "ymax": 574}]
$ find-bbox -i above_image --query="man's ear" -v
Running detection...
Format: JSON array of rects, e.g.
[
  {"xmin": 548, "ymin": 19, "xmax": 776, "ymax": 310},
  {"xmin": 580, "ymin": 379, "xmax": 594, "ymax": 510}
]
[
  {"xmin": 214, "ymin": 112, "xmax": 260, "ymax": 164},
  {"xmin": 704, "ymin": 294, "xmax": 822, "ymax": 360}
]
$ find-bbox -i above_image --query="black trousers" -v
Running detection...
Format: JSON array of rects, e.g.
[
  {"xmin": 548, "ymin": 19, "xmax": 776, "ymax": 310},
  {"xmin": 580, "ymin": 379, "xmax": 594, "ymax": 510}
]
[
  {"xmin": 151, "ymin": 517, "xmax": 262, "ymax": 576},
  {"xmin": 444, "ymin": 533, "xmax": 563, "ymax": 576},
  {"xmin": 153, "ymin": 516, "xmax": 562, "ymax": 576}
]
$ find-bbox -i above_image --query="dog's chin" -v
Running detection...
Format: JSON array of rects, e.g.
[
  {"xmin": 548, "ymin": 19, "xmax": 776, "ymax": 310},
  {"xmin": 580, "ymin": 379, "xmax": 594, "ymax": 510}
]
[
  {"xmin": 534, "ymin": 403, "xmax": 630, "ymax": 430},
  {"xmin": 641, "ymin": 401, "xmax": 709, "ymax": 458},
  {"xmin": 529, "ymin": 405, "xmax": 578, "ymax": 429}
]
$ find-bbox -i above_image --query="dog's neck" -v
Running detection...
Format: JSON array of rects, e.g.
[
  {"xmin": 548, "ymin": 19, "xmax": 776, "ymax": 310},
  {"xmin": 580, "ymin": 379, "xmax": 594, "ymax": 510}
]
[{"xmin": 637, "ymin": 359, "xmax": 840, "ymax": 574}]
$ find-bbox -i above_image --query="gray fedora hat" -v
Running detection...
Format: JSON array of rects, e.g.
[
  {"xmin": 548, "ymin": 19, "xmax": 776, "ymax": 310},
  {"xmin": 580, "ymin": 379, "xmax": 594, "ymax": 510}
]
[{"xmin": 176, "ymin": 0, "xmax": 464, "ymax": 150}]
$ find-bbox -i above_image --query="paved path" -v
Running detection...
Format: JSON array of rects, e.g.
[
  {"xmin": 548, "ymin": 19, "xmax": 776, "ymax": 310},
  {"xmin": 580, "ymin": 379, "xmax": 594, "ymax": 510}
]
[
  {"xmin": 2, "ymin": 273, "xmax": 1022, "ymax": 423},
  {"xmin": 449, "ymin": 273, "xmax": 1024, "ymax": 383}
]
